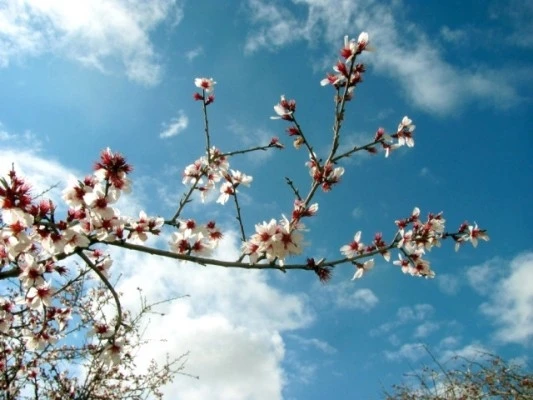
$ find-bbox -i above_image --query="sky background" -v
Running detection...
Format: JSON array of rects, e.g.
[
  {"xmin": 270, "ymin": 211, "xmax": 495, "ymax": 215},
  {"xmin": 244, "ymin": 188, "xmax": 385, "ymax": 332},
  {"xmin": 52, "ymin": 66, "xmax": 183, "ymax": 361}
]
[{"xmin": 1, "ymin": 0, "xmax": 532, "ymax": 399}]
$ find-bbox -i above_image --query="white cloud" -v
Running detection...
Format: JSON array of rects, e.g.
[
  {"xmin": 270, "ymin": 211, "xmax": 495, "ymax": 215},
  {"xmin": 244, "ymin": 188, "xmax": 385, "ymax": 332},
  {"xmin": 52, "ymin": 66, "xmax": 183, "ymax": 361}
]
[
  {"xmin": 478, "ymin": 252, "xmax": 533, "ymax": 346},
  {"xmin": 466, "ymin": 257, "xmax": 504, "ymax": 295},
  {"xmin": 227, "ymin": 119, "xmax": 278, "ymax": 163},
  {"xmin": 492, "ymin": 0, "xmax": 533, "ymax": 49},
  {"xmin": 351, "ymin": 206, "xmax": 363, "ymax": 219},
  {"xmin": 413, "ymin": 321, "xmax": 439, "ymax": 338},
  {"xmin": 419, "ymin": 167, "xmax": 439, "ymax": 184},
  {"xmin": 185, "ymin": 46, "xmax": 204, "ymax": 62},
  {"xmin": 244, "ymin": 0, "xmax": 304, "ymax": 54},
  {"xmin": 114, "ymin": 233, "xmax": 314, "ymax": 399},
  {"xmin": 0, "ymin": 148, "xmax": 78, "ymax": 196},
  {"xmin": 0, "ymin": 122, "xmax": 15, "ymax": 141},
  {"xmin": 0, "ymin": 0, "xmax": 184, "ymax": 85},
  {"xmin": 384, "ymin": 342, "xmax": 426, "ymax": 362},
  {"xmin": 439, "ymin": 343, "xmax": 490, "ymax": 363},
  {"xmin": 397, "ymin": 304, "xmax": 434, "ymax": 322},
  {"xmin": 244, "ymin": 0, "xmax": 519, "ymax": 114},
  {"xmin": 322, "ymin": 282, "xmax": 379, "ymax": 311},
  {"xmin": 160, "ymin": 110, "xmax": 189, "ymax": 138},
  {"xmin": 371, "ymin": 303, "xmax": 434, "ymax": 336},
  {"xmin": 437, "ymin": 336, "xmax": 461, "ymax": 350},
  {"xmin": 288, "ymin": 334, "xmax": 337, "ymax": 355},
  {"xmin": 439, "ymin": 26, "xmax": 467, "ymax": 44},
  {"xmin": 0, "ymin": 144, "xmax": 316, "ymax": 399},
  {"xmin": 436, "ymin": 273, "xmax": 460, "ymax": 295}
]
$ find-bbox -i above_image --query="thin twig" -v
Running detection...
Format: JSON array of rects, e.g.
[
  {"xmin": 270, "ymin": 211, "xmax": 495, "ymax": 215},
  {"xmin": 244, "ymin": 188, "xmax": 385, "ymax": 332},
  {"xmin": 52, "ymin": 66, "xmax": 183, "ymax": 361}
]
[
  {"xmin": 292, "ymin": 115, "xmax": 321, "ymax": 169},
  {"xmin": 202, "ymin": 90, "xmax": 211, "ymax": 164},
  {"xmin": 77, "ymin": 251, "xmax": 123, "ymax": 338},
  {"xmin": 232, "ymin": 191, "xmax": 246, "ymax": 243},
  {"xmin": 168, "ymin": 175, "xmax": 203, "ymax": 224},
  {"xmin": 285, "ymin": 177, "xmax": 302, "ymax": 201},
  {"xmin": 220, "ymin": 144, "xmax": 272, "ymax": 157},
  {"xmin": 326, "ymin": 55, "xmax": 358, "ymax": 164},
  {"xmin": 331, "ymin": 138, "xmax": 383, "ymax": 163}
]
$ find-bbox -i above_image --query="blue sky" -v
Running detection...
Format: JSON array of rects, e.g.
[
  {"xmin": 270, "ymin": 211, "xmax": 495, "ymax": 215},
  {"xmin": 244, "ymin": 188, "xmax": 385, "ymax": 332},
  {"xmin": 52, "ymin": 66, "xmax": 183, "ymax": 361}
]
[{"xmin": 0, "ymin": 0, "xmax": 532, "ymax": 398}]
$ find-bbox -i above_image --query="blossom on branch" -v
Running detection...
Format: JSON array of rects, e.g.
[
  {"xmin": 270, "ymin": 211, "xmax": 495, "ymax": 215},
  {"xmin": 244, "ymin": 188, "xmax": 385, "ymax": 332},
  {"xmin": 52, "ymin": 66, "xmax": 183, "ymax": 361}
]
[
  {"xmin": 271, "ymin": 95, "xmax": 296, "ymax": 120},
  {"xmin": 194, "ymin": 77, "xmax": 216, "ymax": 93},
  {"xmin": 0, "ymin": 29, "xmax": 492, "ymax": 395}
]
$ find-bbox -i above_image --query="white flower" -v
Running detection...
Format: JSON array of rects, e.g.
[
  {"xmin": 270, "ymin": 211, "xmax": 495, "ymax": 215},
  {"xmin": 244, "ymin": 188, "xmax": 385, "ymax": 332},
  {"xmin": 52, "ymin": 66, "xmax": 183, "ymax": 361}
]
[
  {"xmin": 63, "ymin": 227, "xmax": 90, "ymax": 254},
  {"xmin": 271, "ymin": 95, "xmax": 295, "ymax": 120},
  {"xmin": 358, "ymin": 32, "xmax": 369, "ymax": 47},
  {"xmin": 194, "ymin": 77, "xmax": 216, "ymax": 92},
  {"xmin": 340, "ymin": 231, "xmax": 364, "ymax": 259},
  {"xmin": 26, "ymin": 282, "xmax": 53, "ymax": 310},
  {"xmin": 1, "ymin": 208, "xmax": 34, "ymax": 227},
  {"xmin": 393, "ymin": 254, "xmax": 410, "ymax": 274},
  {"xmin": 18, "ymin": 254, "xmax": 45, "ymax": 288},
  {"xmin": 100, "ymin": 338, "xmax": 124, "ymax": 367},
  {"xmin": 230, "ymin": 169, "xmax": 253, "ymax": 186},
  {"xmin": 352, "ymin": 258, "xmax": 374, "ymax": 280},
  {"xmin": 217, "ymin": 182, "xmax": 234, "ymax": 205}
]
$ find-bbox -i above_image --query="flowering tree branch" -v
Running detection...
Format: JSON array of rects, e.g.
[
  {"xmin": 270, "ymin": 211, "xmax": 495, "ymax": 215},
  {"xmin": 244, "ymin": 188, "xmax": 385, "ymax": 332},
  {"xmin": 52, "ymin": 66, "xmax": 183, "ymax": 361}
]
[{"xmin": 0, "ymin": 31, "xmax": 490, "ymax": 397}]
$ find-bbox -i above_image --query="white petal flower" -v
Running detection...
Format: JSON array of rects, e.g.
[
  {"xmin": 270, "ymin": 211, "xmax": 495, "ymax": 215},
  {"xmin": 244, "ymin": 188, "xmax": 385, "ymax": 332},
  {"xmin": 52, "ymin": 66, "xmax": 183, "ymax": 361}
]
[{"xmin": 194, "ymin": 77, "xmax": 216, "ymax": 92}]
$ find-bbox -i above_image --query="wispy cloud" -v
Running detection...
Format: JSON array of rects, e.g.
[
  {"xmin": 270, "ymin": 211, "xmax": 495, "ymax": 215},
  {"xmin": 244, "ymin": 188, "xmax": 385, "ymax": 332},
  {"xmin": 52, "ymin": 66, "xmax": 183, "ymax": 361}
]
[
  {"xmin": 413, "ymin": 321, "xmax": 440, "ymax": 339},
  {"xmin": 160, "ymin": 110, "xmax": 189, "ymax": 138},
  {"xmin": 244, "ymin": 0, "xmax": 304, "ymax": 54},
  {"xmin": 384, "ymin": 342, "xmax": 426, "ymax": 362},
  {"xmin": 371, "ymin": 303, "xmax": 434, "ymax": 336},
  {"xmin": 490, "ymin": 0, "xmax": 533, "ymax": 49},
  {"xmin": 321, "ymin": 282, "xmax": 379, "ymax": 311},
  {"xmin": 419, "ymin": 167, "xmax": 439, "ymax": 184},
  {"xmin": 244, "ymin": 0, "xmax": 521, "ymax": 114},
  {"xmin": 466, "ymin": 257, "xmax": 505, "ymax": 295},
  {"xmin": 185, "ymin": 46, "xmax": 204, "ymax": 62},
  {"xmin": 227, "ymin": 119, "xmax": 278, "ymax": 163},
  {"xmin": 436, "ymin": 273, "xmax": 460, "ymax": 296},
  {"xmin": 476, "ymin": 252, "xmax": 533, "ymax": 346},
  {"xmin": 288, "ymin": 334, "xmax": 338, "ymax": 355},
  {"xmin": 0, "ymin": 122, "xmax": 45, "ymax": 150},
  {"xmin": 439, "ymin": 26, "xmax": 467, "ymax": 44},
  {"xmin": 351, "ymin": 206, "xmax": 363, "ymax": 219},
  {"xmin": 0, "ymin": 122, "xmax": 15, "ymax": 141},
  {"xmin": 0, "ymin": 0, "xmax": 184, "ymax": 85}
]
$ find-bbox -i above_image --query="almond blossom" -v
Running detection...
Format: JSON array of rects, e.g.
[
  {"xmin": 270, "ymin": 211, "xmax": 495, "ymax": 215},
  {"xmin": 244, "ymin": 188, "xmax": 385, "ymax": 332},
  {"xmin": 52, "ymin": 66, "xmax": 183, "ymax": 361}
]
[
  {"xmin": 0, "ymin": 31, "xmax": 491, "ymax": 396},
  {"xmin": 26, "ymin": 281, "xmax": 53, "ymax": 310},
  {"xmin": 100, "ymin": 338, "xmax": 125, "ymax": 367},
  {"xmin": 351, "ymin": 258, "xmax": 374, "ymax": 280},
  {"xmin": 395, "ymin": 116, "xmax": 416, "ymax": 147},
  {"xmin": 194, "ymin": 77, "xmax": 216, "ymax": 92},
  {"xmin": 340, "ymin": 32, "xmax": 369, "ymax": 61},
  {"xmin": 128, "ymin": 211, "xmax": 164, "ymax": 243},
  {"xmin": 271, "ymin": 95, "xmax": 296, "ymax": 120},
  {"xmin": 340, "ymin": 231, "xmax": 365, "ymax": 259}
]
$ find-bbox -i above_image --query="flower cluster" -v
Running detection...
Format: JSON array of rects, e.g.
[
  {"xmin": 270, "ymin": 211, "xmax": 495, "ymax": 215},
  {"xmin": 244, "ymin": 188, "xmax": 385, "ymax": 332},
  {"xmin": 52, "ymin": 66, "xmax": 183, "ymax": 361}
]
[
  {"xmin": 0, "ymin": 31, "xmax": 490, "ymax": 396},
  {"xmin": 242, "ymin": 217, "xmax": 305, "ymax": 265},
  {"xmin": 217, "ymin": 170, "xmax": 253, "ymax": 205},
  {"xmin": 271, "ymin": 95, "xmax": 297, "ymax": 121},
  {"xmin": 193, "ymin": 77, "xmax": 216, "ymax": 105},
  {"xmin": 182, "ymin": 147, "xmax": 253, "ymax": 204},
  {"xmin": 169, "ymin": 219, "xmax": 223, "ymax": 256},
  {"xmin": 0, "ymin": 148, "xmax": 167, "ymax": 369},
  {"xmin": 339, "ymin": 207, "xmax": 490, "ymax": 280},
  {"xmin": 454, "ymin": 222, "xmax": 490, "ymax": 251},
  {"xmin": 320, "ymin": 33, "xmax": 369, "ymax": 101},
  {"xmin": 306, "ymin": 158, "xmax": 345, "ymax": 192}
]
